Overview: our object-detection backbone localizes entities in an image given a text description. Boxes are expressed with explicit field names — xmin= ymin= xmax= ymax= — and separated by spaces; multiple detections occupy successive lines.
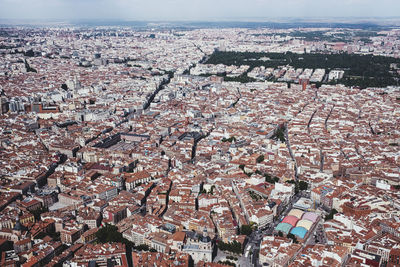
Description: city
xmin=0 ymin=11 xmax=400 ymax=267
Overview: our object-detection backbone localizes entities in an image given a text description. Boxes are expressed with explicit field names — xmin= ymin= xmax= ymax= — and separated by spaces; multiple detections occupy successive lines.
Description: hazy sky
xmin=1 ymin=0 xmax=400 ymax=21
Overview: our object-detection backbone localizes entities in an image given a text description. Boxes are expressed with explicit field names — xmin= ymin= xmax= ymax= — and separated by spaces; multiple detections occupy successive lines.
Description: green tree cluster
xmin=222 ymin=136 xmax=236 ymax=143
xmin=32 ymin=206 xmax=48 ymax=221
xmin=240 ymin=225 xmax=253 ymax=236
xmin=95 ymin=224 xmax=124 ymax=243
xmin=204 ymin=51 xmax=400 ymax=88
xmin=206 ymin=185 xmax=216 ymax=195
xmin=256 ymin=155 xmax=264 ymax=163
xmin=271 ymin=125 xmax=286 ymax=143
xmin=95 ymin=223 xmax=151 ymax=252
xmin=218 ymin=260 xmax=236 ymax=267
xmin=248 ymin=191 xmax=261 ymax=201
xmin=223 ymin=74 xmax=256 ymax=83
xmin=24 ymin=59 xmax=37 ymax=73
xmin=286 ymin=180 xmax=308 ymax=194
xmin=263 ymin=172 xmax=280 ymax=184
xmin=299 ymin=181 xmax=308 ymax=191
xmin=287 ymin=233 xmax=299 ymax=243
xmin=325 ymin=209 xmax=338 ymax=221
xmin=227 ymin=256 xmax=238 ymax=261
xmin=218 ymin=240 xmax=242 ymax=254
xmin=24 ymin=49 xmax=35 ymax=57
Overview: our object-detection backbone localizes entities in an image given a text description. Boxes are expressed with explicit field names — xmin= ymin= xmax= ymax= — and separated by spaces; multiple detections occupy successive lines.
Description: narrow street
xmin=284 ymin=122 xmax=298 ymax=180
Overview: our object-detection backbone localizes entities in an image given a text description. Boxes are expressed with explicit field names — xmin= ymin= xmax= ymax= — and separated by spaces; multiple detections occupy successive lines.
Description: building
xmin=70 ymin=243 xmax=128 ymax=266
xmin=182 ymin=229 xmax=213 ymax=264
xmin=102 ymin=205 xmax=127 ymax=225
xmin=18 ymin=198 xmax=42 ymax=212
xmin=79 ymin=228 xmax=98 ymax=244
xmin=76 ymin=208 xmax=101 ymax=229
xmin=125 ymin=171 xmax=152 ymax=191
xmin=61 ymin=223 xmax=84 ymax=244
xmin=388 ymin=246 xmax=400 ymax=267
xmin=274 ymin=209 xmax=319 ymax=242
xmin=259 ymin=236 xmax=302 ymax=267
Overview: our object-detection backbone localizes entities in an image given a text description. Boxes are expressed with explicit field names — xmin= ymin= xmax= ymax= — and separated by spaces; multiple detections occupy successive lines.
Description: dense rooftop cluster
xmin=0 ymin=26 xmax=399 ymax=267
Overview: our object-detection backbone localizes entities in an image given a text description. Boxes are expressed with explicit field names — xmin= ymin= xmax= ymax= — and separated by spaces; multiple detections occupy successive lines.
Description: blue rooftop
xmin=275 ymin=223 xmax=293 ymax=234
xmin=290 ymin=227 xmax=308 ymax=239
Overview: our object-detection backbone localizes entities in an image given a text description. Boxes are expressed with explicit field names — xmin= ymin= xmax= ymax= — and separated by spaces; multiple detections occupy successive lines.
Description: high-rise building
xmin=0 ymin=96 xmax=9 ymax=114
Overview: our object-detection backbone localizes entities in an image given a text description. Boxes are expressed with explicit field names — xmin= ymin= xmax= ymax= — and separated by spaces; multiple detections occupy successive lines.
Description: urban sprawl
xmin=0 ymin=26 xmax=400 ymax=267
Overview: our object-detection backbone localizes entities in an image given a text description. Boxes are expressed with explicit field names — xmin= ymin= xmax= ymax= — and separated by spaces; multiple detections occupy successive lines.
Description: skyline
xmin=1 ymin=0 xmax=400 ymax=22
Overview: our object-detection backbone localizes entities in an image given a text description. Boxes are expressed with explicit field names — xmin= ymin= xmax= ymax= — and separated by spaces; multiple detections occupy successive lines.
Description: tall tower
xmin=299 ymin=78 xmax=309 ymax=91
xmin=0 ymin=96 xmax=9 ymax=114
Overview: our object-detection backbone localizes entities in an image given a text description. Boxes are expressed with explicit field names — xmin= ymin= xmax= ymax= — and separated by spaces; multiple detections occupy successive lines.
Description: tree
xmin=95 ymin=223 xmax=124 ymax=243
xmin=222 ymin=136 xmax=236 ymax=143
xmin=325 ymin=209 xmax=338 ymax=221
xmin=223 ymin=74 xmax=256 ymax=83
xmin=32 ymin=206 xmax=48 ymax=221
xmin=256 ymin=155 xmax=264 ymax=163
xmin=135 ymin=244 xmax=150 ymax=251
xmin=218 ymin=260 xmax=236 ymax=267
xmin=209 ymin=185 xmax=216 ymax=195
xmin=263 ymin=172 xmax=279 ymax=184
xmin=240 ymin=225 xmax=253 ymax=236
xmin=218 ymin=240 xmax=242 ymax=254
xmin=203 ymin=50 xmax=400 ymax=89
xmin=24 ymin=49 xmax=34 ymax=57
xmin=299 ymin=181 xmax=308 ymax=191
xmin=271 ymin=125 xmax=286 ymax=143
xmin=278 ymin=231 xmax=283 ymax=237
xmin=24 ymin=59 xmax=37 ymax=73
xmin=249 ymin=221 xmax=258 ymax=230
xmin=286 ymin=180 xmax=307 ymax=193
xmin=287 ymin=233 xmax=298 ymax=243
xmin=245 ymin=172 xmax=253 ymax=177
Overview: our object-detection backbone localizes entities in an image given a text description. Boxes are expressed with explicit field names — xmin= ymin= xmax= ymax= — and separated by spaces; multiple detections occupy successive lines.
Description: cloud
xmin=0 ymin=0 xmax=399 ymax=20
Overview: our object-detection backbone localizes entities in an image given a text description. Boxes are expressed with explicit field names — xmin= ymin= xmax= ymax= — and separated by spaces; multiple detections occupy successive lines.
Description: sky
xmin=1 ymin=0 xmax=400 ymax=21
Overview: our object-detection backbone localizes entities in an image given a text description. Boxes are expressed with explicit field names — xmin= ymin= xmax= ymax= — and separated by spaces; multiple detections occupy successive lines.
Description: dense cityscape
xmin=0 ymin=23 xmax=399 ymax=267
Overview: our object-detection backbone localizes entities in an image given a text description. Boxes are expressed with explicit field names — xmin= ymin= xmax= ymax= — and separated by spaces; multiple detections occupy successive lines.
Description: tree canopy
xmin=240 ymin=224 xmax=253 ymax=236
xmin=204 ymin=51 xmax=400 ymax=88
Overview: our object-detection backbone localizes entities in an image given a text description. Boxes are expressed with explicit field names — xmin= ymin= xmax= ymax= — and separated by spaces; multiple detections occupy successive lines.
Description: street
xmin=214 ymin=191 xmax=314 ymax=266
